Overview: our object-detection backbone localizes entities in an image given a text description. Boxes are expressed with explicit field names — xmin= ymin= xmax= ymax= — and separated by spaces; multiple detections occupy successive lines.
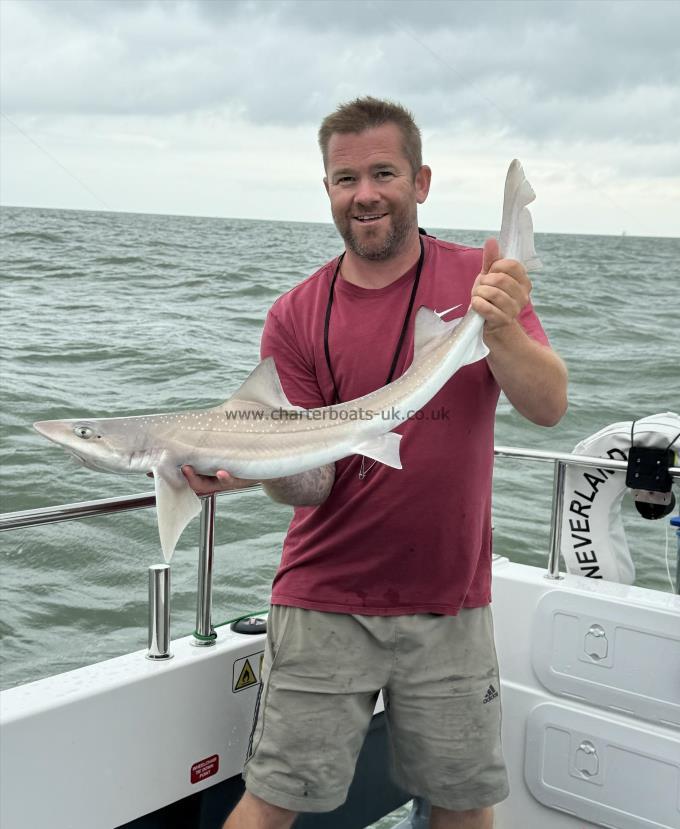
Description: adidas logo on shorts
xmin=482 ymin=684 xmax=499 ymax=704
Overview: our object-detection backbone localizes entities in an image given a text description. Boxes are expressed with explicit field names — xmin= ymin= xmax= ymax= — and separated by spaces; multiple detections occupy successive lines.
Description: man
xmin=184 ymin=97 xmax=567 ymax=829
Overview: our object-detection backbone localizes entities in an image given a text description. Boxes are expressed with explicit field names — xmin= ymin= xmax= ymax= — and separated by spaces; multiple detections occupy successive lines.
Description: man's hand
xmin=148 ymin=463 xmax=334 ymax=505
xmin=469 ymin=237 xmax=567 ymax=427
xmin=147 ymin=466 xmax=256 ymax=497
xmin=470 ymin=237 xmax=531 ymax=334
xmin=181 ymin=465 xmax=256 ymax=496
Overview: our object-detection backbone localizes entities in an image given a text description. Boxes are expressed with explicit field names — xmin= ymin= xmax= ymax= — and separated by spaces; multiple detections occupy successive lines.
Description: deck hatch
xmin=525 ymin=702 xmax=680 ymax=828
xmin=531 ymin=590 xmax=680 ymax=727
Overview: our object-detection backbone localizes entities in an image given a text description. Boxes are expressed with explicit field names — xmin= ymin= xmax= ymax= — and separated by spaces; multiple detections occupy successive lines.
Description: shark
xmin=34 ymin=159 xmax=541 ymax=562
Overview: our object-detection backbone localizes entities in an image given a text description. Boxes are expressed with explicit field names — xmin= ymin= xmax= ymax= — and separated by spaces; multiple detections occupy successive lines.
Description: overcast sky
xmin=1 ymin=0 xmax=679 ymax=237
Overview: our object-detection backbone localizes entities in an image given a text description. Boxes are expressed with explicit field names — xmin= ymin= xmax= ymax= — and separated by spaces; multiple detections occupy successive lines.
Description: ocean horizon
xmin=3 ymin=202 xmax=677 ymax=240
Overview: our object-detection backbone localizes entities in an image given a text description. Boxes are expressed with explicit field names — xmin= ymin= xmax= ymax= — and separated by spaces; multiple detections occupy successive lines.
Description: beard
xmin=332 ymin=201 xmax=417 ymax=261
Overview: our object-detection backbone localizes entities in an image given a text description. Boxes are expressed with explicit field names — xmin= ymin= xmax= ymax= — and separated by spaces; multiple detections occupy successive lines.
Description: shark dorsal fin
xmin=413 ymin=306 xmax=464 ymax=360
xmin=413 ymin=306 xmax=489 ymax=367
xmin=228 ymin=356 xmax=299 ymax=410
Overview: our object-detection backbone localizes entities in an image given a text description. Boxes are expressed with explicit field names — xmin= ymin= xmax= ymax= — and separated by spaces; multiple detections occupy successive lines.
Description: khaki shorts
xmin=244 ymin=605 xmax=508 ymax=813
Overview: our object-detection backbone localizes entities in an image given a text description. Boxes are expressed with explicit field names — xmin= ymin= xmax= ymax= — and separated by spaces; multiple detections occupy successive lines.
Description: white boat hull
xmin=2 ymin=558 xmax=679 ymax=828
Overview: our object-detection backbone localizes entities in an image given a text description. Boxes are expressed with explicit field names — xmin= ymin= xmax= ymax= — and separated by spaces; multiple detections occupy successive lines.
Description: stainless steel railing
xmin=147 ymin=564 xmax=172 ymax=660
xmin=1 ymin=448 xmax=678 ymax=648
xmin=0 ymin=486 xmax=261 ymax=531
xmin=494 ymin=446 xmax=679 ymax=580
xmin=0 ymin=483 xmax=261 ymax=651
xmin=194 ymin=494 xmax=217 ymax=646
xmin=7 ymin=448 xmax=678 ymax=533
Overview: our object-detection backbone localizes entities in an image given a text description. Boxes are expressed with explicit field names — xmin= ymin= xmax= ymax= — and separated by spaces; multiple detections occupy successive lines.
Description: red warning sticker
xmin=191 ymin=754 xmax=219 ymax=784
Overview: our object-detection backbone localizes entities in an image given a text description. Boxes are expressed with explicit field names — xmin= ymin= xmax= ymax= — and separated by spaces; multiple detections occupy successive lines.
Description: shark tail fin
xmin=499 ymin=159 xmax=541 ymax=270
xmin=518 ymin=207 xmax=542 ymax=271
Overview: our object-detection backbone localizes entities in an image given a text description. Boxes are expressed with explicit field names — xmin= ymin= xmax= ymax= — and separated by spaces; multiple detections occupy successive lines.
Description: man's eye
xmin=336 ymin=176 xmax=354 ymax=184
xmin=74 ymin=425 xmax=94 ymax=440
xmin=376 ymin=171 xmax=394 ymax=179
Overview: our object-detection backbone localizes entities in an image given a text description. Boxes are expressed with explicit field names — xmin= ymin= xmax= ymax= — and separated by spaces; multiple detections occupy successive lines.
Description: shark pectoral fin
xmin=413 ymin=307 xmax=464 ymax=359
xmin=226 ymin=356 xmax=303 ymax=412
xmin=353 ymin=432 xmax=403 ymax=469
xmin=152 ymin=465 xmax=202 ymax=562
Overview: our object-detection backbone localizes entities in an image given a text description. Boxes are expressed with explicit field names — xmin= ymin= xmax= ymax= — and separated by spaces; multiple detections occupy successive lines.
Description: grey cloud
xmin=2 ymin=0 xmax=678 ymax=145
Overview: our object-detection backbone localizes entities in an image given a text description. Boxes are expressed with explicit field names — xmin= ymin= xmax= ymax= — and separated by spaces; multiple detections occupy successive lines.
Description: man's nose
xmin=353 ymin=175 xmax=380 ymax=205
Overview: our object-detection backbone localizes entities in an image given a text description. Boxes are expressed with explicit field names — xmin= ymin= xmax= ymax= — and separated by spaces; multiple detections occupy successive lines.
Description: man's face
xmin=324 ymin=124 xmax=430 ymax=261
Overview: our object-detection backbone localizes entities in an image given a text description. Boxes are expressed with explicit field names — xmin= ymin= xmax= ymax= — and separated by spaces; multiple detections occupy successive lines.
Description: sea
xmin=1 ymin=205 xmax=678 ymax=824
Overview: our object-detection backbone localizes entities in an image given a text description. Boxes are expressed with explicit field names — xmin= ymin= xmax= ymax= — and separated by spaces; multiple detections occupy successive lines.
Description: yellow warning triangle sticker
xmin=234 ymin=658 xmax=258 ymax=690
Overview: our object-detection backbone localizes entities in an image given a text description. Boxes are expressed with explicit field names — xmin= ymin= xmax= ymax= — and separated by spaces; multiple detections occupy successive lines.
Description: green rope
xmin=192 ymin=629 xmax=218 ymax=641
xmin=185 ymin=607 xmax=269 ymax=639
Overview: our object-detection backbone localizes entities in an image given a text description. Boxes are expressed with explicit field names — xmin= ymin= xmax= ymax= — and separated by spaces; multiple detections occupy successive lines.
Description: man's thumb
xmin=481 ymin=237 xmax=500 ymax=274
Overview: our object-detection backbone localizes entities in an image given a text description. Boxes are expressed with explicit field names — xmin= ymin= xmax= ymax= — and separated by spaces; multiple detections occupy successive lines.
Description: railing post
xmin=146 ymin=564 xmax=172 ymax=660
xmin=546 ymin=460 xmax=566 ymax=580
xmin=193 ymin=495 xmax=217 ymax=646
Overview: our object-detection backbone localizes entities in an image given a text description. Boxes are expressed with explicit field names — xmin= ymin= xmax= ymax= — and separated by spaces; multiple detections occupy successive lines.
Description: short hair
xmin=318 ymin=96 xmax=422 ymax=176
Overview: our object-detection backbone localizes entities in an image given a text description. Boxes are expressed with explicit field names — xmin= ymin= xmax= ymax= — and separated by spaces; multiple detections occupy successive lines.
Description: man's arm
xmin=483 ymin=326 xmax=567 ymax=426
xmin=471 ymin=238 xmax=568 ymax=427
xmin=263 ymin=464 xmax=335 ymax=505
xmin=181 ymin=464 xmax=335 ymax=506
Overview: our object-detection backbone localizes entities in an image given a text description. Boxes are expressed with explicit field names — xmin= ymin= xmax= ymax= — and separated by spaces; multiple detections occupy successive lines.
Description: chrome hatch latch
xmin=584 ymin=623 xmax=608 ymax=661
xmin=575 ymin=740 xmax=599 ymax=778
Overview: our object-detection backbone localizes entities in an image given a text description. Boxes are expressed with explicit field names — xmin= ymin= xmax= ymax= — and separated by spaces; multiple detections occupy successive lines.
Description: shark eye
xmin=74 ymin=425 xmax=94 ymax=440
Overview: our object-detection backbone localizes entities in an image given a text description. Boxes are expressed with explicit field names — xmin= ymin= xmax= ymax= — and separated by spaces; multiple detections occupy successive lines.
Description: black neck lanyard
xmin=323 ymin=236 xmax=425 ymax=405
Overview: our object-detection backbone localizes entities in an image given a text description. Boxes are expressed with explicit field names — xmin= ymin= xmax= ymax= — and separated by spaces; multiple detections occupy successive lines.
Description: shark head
xmin=34 ymin=414 xmax=200 ymax=562
xmin=33 ymin=417 xmax=137 ymax=473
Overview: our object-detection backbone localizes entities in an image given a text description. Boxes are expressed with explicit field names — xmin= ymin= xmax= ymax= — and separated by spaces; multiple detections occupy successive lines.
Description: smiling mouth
xmin=354 ymin=213 xmax=387 ymax=224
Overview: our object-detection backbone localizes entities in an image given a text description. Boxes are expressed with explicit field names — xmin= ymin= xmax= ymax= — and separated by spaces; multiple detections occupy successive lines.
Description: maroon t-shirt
xmin=260 ymin=235 xmax=549 ymax=615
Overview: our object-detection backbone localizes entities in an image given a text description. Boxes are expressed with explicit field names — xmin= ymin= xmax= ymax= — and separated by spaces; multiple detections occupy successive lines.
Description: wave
xmin=92 ymin=255 xmax=144 ymax=265
xmin=4 ymin=231 xmax=64 ymax=243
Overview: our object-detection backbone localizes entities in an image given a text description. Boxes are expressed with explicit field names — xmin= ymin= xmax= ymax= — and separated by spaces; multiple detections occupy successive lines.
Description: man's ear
xmin=415 ymin=165 xmax=432 ymax=204
xmin=323 ymin=176 xmax=329 ymax=196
